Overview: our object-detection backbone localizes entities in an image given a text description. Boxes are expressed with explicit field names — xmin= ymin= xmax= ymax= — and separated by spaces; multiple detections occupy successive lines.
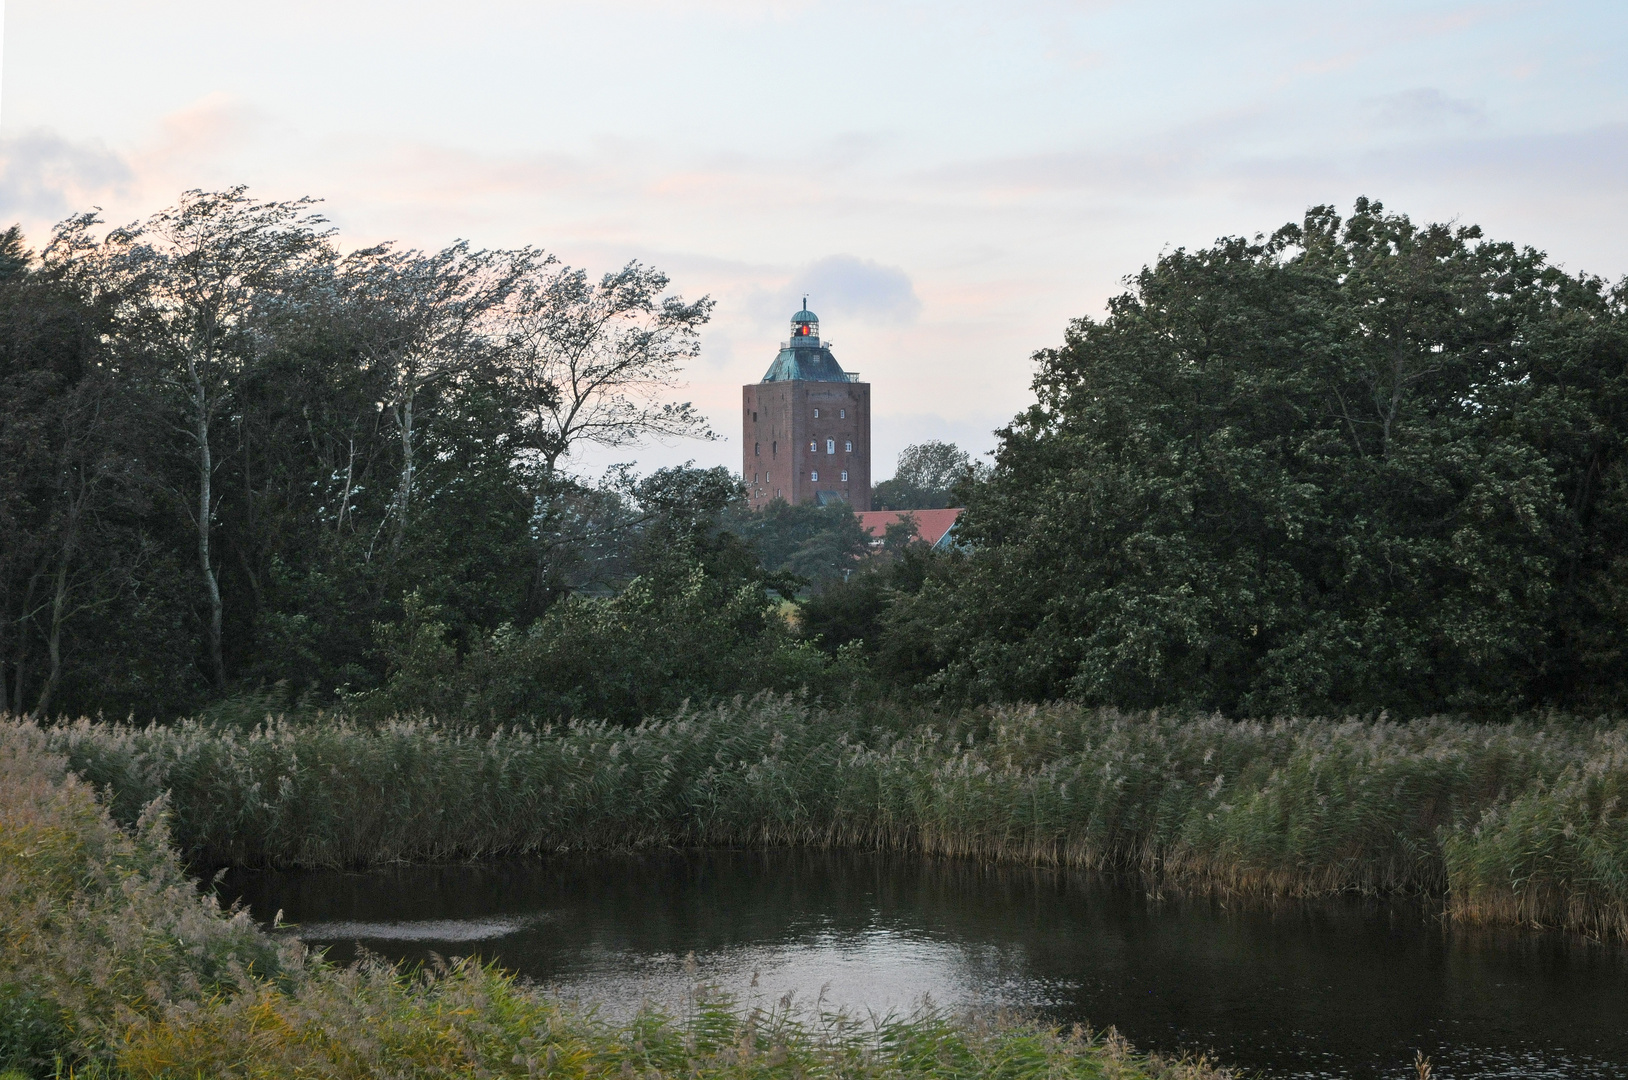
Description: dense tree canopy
xmin=892 ymin=200 xmax=1628 ymax=715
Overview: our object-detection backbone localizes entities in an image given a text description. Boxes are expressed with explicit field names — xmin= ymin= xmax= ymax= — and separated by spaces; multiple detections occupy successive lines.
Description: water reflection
xmin=223 ymin=849 xmax=1628 ymax=1079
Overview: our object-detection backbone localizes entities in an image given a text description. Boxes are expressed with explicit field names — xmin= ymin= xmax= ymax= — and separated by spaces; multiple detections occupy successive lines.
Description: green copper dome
xmin=761 ymin=304 xmax=855 ymax=383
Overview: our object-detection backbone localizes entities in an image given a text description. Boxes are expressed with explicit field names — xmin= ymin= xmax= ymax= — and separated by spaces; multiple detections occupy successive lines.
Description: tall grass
xmin=0 ymin=723 xmax=1227 ymax=1079
xmin=19 ymin=697 xmax=1628 ymax=939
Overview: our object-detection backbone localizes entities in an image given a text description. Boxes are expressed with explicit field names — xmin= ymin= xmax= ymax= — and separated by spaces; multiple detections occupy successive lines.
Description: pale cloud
xmin=0 ymin=130 xmax=131 ymax=226
xmin=785 ymin=255 xmax=923 ymax=325
xmin=1368 ymin=88 xmax=1485 ymax=128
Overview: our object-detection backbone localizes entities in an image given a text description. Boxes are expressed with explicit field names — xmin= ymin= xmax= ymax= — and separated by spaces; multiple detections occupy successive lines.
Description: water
xmin=222 ymin=850 xmax=1628 ymax=1079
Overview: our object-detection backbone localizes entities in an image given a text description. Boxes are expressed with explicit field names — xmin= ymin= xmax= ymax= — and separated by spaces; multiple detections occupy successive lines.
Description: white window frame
xmin=844 ymin=440 xmax=852 ymax=452
xmin=826 ymin=438 xmax=835 ymax=454
xmin=811 ymin=470 xmax=819 ymax=482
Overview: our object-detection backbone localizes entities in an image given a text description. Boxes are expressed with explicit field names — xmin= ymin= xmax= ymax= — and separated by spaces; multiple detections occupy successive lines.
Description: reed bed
xmin=16 ymin=697 xmax=1628 ymax=940
xmin=0 ymin=724 xmax=1226 ymax=1079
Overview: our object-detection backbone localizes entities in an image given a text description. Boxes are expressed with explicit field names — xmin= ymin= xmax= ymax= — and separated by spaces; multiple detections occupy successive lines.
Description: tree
xmin=871 ymin=440 xmax=983 ymax=510
xmin=100 ymin=189 xmax=334 ymax=688
xmin=338 ymin=241 xmax=541 ymax=559
xmin=733 ymin=499 xmax=872 ymax=590
xmin=503 ymin=261 xmax=714 ymax=477
xmin=892 ymin=199 xmax=1628 ymax=715
xmin=0 ymin=222 xmax=162 ymax=716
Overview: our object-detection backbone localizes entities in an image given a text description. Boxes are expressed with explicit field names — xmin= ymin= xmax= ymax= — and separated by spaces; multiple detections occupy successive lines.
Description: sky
xmin=2 ymin=1 xmax=1626 ymax=480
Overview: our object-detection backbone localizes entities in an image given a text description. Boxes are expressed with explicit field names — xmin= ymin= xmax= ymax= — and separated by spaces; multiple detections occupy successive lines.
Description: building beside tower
xmin=742 ymin=306 xmax=871 ymax=511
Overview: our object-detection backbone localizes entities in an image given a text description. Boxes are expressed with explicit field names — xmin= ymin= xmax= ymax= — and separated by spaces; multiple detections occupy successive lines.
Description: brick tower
xmin=742 ymin=304 xmax=871 ymax=511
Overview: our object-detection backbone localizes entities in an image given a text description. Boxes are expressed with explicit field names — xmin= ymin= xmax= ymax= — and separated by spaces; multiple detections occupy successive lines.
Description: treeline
xmin=4 ymin=194 xmax=1628 ymax=722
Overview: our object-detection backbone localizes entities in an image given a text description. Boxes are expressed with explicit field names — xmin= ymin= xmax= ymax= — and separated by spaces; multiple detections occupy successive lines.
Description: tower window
xmin=772 ymin=441 xmax=777 ymax=456
xmin=754 ymin=442 xmax=760 ymax=456
xmin=826 ymin=439 xmax=835 ymax=454
xmin=841 ymin=470 xmax=848 ymax=482
xmin=752 ymin=412 xmax=757 ymax=422
xmin=840 ymin=409 xmax=846 ymax=418
xmin=811 ymin=470 xmax=819 ymax=482
xmin=813 ymin=408 xmax=819 ymax=418
xmin=845 ymin=440 xmax=852 ymax=452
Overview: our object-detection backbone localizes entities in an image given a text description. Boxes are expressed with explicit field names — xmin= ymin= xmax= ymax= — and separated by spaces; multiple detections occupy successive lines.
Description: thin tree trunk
xmin=336 ymin=438 xmax=356 ymax=533
xmin=32 ymin=556 xmax=69 ymax=719
xmin=0 ymin=587 xmax=10 ymax=713
xmin=191 ymin=369 xmax=226 ymax=688
xmin=391 ymin=391 xmax=415 ymax=555
xmin=12 ymin=569 xmax=42 ymax=716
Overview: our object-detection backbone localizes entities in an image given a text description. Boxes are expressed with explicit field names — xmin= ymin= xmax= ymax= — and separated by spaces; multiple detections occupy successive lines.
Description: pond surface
xmin=222 ymin=850 xmax=1628 ymax=1079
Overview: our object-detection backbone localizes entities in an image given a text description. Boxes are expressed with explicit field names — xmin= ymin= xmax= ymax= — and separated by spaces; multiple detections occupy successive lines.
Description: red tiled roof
xmin=857 ymin=508 xmax=963 ymax=548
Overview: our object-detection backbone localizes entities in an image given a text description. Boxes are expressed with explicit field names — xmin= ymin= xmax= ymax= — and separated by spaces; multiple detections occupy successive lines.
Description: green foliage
xmin=799 ymin=542 xmax=943 ymax=684
xmin=1443 ymin=729 xmax=1628 ymax=938
xmin=872 ymin=440 xmax=983 ymax=510
xmin=0 ymin=719 xmax=1222 ymax=1080
xmin=351 ymin=468 xmax=862 ymax=726
xmin=35 ymin=702 xmax=1628 ymax=940
xmin=734 ymin=498 xmax=871 ymax=589
xmin=911 ymin=199 xmax=1628 ymax=714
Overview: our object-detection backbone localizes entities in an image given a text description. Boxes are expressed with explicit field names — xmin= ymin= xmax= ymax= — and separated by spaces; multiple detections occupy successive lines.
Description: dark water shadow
xmin=220 ymin=849 xmax=1628 ymax=1079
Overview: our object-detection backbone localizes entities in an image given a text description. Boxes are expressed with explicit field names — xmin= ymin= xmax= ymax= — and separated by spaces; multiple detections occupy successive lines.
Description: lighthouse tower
xmin=742 ymin=304 xmax=871 ymax=511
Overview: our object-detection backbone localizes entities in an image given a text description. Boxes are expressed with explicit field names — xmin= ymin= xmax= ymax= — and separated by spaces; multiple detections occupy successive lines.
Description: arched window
xmin=809 ymin=440 xmax=816 ymax=453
